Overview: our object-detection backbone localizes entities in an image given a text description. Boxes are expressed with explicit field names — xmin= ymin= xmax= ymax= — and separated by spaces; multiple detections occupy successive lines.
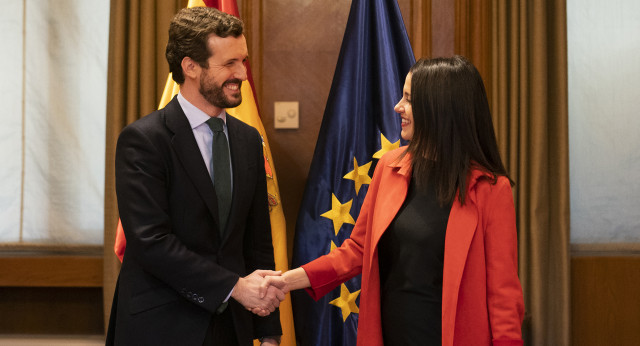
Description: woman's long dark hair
xmin=404 ymin=56 xmax=511 ymax=206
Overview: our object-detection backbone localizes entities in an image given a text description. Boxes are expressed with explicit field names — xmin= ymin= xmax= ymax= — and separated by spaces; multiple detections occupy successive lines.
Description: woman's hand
xmin=257 ymin=267 xmax=311 ymax=299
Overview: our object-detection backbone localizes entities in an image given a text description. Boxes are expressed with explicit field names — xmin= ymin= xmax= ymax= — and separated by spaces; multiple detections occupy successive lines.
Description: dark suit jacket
xmin=107 ymin=96 xmax=281 ymax=345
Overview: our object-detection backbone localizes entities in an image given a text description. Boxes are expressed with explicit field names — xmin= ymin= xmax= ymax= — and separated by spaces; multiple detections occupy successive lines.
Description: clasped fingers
xmin=259 ymin=275 xmax=289 ymax=298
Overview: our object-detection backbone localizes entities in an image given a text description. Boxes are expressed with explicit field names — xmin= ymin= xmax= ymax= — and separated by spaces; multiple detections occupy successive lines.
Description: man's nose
xmin=235 ymin=62 xmax=248 ymax=81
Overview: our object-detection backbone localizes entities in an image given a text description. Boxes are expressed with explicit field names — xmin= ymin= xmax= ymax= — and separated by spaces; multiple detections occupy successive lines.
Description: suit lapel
xmin=163 ymin=97 xmax=221 ymax=232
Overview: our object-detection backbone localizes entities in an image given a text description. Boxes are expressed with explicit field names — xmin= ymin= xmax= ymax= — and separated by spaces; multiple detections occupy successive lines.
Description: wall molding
xmin=0 ymin=245 xmax=103 ymax=287
xmin=571 ymin=243 xmax=640 ymax=256
xmin=0 ymin=243 xmax=102 ymax=256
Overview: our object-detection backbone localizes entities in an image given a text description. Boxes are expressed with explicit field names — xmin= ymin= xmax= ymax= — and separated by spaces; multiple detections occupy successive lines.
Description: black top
xmin=378 ymin=177 xmax=451 ymax=345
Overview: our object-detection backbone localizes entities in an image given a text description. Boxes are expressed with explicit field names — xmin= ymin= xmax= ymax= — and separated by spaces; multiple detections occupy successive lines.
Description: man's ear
xmin=181 ymin=56 xmax=200 ymax=80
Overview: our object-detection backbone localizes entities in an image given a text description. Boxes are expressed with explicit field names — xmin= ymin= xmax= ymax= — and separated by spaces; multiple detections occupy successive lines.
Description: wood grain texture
xmin=571 ymin=256 xmax=640 ymax=346
xmin=0 ymin=287 xmax=103 ymax=334
xmin=0 ymin=256 xmax=102 ymax=287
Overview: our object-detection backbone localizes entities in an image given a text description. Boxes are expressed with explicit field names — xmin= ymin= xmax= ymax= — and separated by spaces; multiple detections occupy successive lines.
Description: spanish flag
xmin=114 ymin=0 xmax=295 ymax=344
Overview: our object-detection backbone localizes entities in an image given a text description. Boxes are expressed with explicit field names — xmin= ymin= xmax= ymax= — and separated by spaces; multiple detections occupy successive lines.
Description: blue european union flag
xmin=291 ymin=0 xmax=415 ymax=344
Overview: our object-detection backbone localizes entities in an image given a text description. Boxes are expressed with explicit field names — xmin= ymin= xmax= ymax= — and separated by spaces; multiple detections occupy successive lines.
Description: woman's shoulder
xmin=469 ymin=169 xmax=513 ymax=202
xmin=378 ymin=146 xmax=409 ymax=165
xmin=467 ymin=163 xmax=511 ymax=187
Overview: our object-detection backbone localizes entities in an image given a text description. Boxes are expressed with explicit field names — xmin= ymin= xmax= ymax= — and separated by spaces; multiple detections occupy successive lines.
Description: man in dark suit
xmin=106 ymin=7 xmax=283 ymax=346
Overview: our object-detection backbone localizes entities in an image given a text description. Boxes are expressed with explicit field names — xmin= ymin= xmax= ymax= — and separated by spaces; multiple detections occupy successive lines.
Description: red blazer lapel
xmin=441 ymin=197 xmax=478 ymax=346
xmin=368 ymin=153 xmax=412 ymax=268
xmin=441 ymin=169 xmax=489 ymax=346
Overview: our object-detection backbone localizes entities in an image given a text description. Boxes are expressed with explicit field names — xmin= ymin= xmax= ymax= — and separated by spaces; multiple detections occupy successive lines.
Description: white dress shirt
xmin=177 ymin=92 xmax=233 ymax=188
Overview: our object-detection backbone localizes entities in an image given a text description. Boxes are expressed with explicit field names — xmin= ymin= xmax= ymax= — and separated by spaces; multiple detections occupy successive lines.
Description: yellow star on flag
xmin=321 ymin=194 xmax=355 ymax=235
xmin=330 ymin=240 xmax=338 ymax=252
xmin=329 ymin=283 xmax=361 ymax=322
xmin=373 ymin=133 xmax=400 ymax=159
xmin=343 ymin=157 xmax=372 ymax=194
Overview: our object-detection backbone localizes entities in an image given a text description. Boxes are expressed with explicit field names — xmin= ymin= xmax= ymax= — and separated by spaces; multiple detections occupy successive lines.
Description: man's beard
xmin=199 ymin=75 xmax=243 ymax=109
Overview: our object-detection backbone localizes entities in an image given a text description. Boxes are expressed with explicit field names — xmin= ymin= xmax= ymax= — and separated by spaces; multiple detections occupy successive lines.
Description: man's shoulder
xmin=124 ymin=99 xmax=183 ymax=134
xmin=226 ymin=114 xmax=260 ymax=139
xmin=118 ymin=108 xmax=180 ymax=149
xmin=121 ymin=110 xmax=164 ymax=136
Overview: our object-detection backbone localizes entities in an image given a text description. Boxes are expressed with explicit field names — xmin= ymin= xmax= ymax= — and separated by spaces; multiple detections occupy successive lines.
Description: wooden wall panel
xmin=0 ymin=287 xmax=103 ymax=334
xmin=0 ymin=256 xmax=102 ymax=287
xmin=256 ymin=1 xmax=352 ymax=257
xmin=431 ymin=0 xmax=455 ymax=57
xmin=571 ymin=256 xmax=640 ymax=346
xmin=248 ymin=0 xmax=427 ymax=260
xmin=0 ymin=249 xmax=103 ymax=334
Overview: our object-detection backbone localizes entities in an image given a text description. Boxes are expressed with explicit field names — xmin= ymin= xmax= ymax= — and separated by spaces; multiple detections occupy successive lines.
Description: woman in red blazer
xmin=263 ymin=56 xmax=524 ymax=345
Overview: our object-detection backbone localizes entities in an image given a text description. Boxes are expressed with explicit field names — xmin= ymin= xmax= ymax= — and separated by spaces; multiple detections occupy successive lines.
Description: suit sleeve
xmin=243 ymin=131 xmax=282 ymax=338
xmin=483 ymin=178 xmax=525 ymax=345
xmin=116 ymin=123 xmax=239 ymax=314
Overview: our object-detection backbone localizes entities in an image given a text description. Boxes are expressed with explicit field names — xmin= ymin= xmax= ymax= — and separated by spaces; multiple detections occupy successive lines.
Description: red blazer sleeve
xmin=482 ymin=177 xmax=525 ymax=344
xmin=301 ymin=191 xmax=371 ymax=300
xmin=301 ymin=152 xmax=389 ymax=300
xmin=301 ymin=232 xmax=364 ymax=301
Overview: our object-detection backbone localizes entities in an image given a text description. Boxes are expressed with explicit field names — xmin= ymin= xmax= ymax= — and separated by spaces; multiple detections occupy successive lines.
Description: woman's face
xmin=394 ymin=72 xmax=413 ymax=141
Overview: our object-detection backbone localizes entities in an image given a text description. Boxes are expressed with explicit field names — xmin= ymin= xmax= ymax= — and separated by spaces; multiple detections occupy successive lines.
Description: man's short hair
xmin=165 ymin=7 xmax=244 ymax=84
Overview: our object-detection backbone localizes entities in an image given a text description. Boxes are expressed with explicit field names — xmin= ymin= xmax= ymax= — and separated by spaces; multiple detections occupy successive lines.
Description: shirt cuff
xmin=224 ymin=286 xmax=234 ymax=302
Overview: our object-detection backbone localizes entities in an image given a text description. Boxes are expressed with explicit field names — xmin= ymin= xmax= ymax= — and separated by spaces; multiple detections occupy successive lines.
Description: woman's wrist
xmin=283 ymin=267 xmax=311 ymax=291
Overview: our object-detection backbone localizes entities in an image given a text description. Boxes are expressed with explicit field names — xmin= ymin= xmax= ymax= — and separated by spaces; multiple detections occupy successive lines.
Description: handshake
xmin=231 ymin=268 xmax=309 ymax=317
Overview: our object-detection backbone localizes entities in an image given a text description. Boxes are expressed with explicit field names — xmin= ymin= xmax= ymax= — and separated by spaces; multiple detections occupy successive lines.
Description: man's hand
xmin=251 ymin=268 xmax=311 ymax=315
xmin=231 ymin=270 xmax=284 ymax=317
xmin=250 ymin=283 xmax=286 ymax=316
xmin=259 ymin=274 xmax=289 ymax=298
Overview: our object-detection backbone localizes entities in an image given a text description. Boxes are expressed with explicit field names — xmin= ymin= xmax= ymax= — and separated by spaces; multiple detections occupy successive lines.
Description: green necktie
xmin=206 ymin=117 xmax=232 ymax=236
